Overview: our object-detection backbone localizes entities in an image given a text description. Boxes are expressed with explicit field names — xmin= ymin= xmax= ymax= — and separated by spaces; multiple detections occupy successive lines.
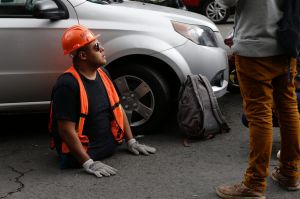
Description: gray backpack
xmin=177 ymin=74 xmax=230 ymax=139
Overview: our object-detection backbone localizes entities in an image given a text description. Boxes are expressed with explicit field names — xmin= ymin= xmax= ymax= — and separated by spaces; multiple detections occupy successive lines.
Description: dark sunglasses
xmin=94 ymin=42 xmax=104 ymax=52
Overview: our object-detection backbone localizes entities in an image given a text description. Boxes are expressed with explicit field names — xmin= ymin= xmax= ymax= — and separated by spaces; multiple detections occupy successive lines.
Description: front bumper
xmin=153 ymin=38 xmax=229 ymax=98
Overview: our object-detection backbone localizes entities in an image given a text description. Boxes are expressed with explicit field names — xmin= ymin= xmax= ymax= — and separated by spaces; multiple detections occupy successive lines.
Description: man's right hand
xmin=82 ymin=159 xmax=117 ymax=178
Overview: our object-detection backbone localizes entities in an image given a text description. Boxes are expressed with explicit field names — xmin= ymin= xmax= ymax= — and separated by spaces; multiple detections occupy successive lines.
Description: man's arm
xmin=121 ymin=107 xmax=134 ymax=140
xmin=57 ymin=120 xmax=90 ymax=165
xmin=121 ymin=106 xmax=156 ymax=155
xmin=216 ymin=0 xmax=238 ymax=8
xmin=58 ymin=120 xmax=118 ymax=177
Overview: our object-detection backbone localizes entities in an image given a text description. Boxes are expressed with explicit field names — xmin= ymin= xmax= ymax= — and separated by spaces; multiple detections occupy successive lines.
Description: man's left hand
xmin=127 ymin=138 xmax=156 ymax=155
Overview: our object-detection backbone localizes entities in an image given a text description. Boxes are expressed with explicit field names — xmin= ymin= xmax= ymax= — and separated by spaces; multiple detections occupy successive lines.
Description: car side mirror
xmin=32 ymin=0 xmax=68 ymax=20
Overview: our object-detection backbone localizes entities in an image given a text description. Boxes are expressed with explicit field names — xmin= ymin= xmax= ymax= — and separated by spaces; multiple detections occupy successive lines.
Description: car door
xmin=0 ymin=0 xmax=77 ymax=112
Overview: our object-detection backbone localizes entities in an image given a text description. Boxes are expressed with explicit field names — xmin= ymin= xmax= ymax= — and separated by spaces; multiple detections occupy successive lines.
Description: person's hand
xmin=127 ymin=138 xmax=156 ymax=155
xmin=82 ymin=159 xmax=117 ymax=178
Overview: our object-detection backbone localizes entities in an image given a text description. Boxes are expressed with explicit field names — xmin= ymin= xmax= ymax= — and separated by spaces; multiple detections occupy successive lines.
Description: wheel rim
xmin=206 ymin=1 xmax=227 ymax=22
xmin=229 ymin=69 xmax=239 ymax=87
xmin=113 ymin=75 xmax=155 ymax=127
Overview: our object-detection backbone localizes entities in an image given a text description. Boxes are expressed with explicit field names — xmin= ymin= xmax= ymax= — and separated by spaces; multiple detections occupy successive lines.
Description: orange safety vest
xmin=49 ymin=66 xmax=125 ymax=154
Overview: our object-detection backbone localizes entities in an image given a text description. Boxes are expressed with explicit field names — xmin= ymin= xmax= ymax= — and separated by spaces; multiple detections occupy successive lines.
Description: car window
xmin=0 ymin=0 xmax=52 ymax=17
xmin=24 ymin=0 xmax=39 ymax=10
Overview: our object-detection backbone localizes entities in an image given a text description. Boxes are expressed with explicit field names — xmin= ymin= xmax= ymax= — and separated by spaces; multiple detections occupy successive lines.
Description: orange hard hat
xmin=61 ymin=25 xmax=100 ymax=55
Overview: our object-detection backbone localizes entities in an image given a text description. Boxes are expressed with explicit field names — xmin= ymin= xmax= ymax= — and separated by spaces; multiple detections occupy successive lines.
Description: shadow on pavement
xmin=0 ymin=113 xmax=49 ymax=140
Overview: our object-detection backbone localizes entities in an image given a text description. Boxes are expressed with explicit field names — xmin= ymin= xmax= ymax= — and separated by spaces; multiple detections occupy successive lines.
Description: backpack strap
xmin=277 ymin=0 xmax=300 ymax=58
xmin=189 ymin=75 xmax=205 ymax=125
xmin=198 ymin=74 xmax=230 ymax=133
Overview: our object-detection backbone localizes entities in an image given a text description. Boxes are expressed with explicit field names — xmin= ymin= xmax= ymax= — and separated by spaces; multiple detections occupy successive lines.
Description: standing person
xmin=49 ymin=25 xmax=156 ymax=178
xmin=215 ymin=0 xmax=300 ymax=198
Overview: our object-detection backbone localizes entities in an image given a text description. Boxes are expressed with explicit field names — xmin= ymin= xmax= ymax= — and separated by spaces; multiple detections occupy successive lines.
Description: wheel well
xmin=105 ymin=55 xmax=181 ymax=101
xmin=199 ymin=0 xmax=210 ymax=12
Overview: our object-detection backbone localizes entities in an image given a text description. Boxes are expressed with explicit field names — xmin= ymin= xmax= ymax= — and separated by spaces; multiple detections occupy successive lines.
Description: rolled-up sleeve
xmin=216 ymin=0 xmax=238 ymax=8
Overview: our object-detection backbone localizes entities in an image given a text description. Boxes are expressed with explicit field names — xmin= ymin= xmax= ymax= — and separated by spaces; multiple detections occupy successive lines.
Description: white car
xmin=0 ymin=0 xmax=228 ymax=133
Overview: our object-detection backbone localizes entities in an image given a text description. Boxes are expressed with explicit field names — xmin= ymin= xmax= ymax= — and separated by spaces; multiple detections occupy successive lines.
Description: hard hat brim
xmin=64 ymin=34 xmax=101 ymax=55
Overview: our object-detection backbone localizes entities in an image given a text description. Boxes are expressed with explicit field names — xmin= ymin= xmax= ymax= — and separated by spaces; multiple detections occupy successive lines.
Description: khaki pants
xmin=236 ymin=55 xmax=300 ymax=191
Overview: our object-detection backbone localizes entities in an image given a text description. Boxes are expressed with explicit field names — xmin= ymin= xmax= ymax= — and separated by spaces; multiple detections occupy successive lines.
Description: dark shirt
xmin=51 ymin=70 xmax=118 ymax=161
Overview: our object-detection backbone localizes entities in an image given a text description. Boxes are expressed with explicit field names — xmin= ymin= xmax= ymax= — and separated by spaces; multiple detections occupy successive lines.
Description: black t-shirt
xmin=51 ymin=70 xmax=118 ymax=160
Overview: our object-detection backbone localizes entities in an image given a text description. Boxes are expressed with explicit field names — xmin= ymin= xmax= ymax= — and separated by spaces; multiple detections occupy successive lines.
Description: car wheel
xmin=109 ymin=63 xmax=171 ymax=134
xmin=202 ymin=0 xmax=230 ymax=24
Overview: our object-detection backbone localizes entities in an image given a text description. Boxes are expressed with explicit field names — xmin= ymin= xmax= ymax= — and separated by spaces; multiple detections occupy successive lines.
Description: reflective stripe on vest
xmin=50 ymin=66 xmax=125 ymax=154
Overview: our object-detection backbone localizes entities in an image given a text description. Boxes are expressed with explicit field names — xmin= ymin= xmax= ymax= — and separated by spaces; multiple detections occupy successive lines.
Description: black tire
xmin=201 ymin=0 xmax=230 ymax=24
xmin=109 ymin=63 xmax=171 ymax=134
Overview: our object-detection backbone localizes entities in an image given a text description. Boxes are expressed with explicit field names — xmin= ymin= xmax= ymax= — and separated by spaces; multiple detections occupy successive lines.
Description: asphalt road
xmin=0 ymin=92 xmax=298 ymax=199
xmin=1 ymin=24 xmax=300 ymax=199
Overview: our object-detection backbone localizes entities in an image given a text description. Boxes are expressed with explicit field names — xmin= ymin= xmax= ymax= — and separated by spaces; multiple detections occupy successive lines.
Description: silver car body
xmin=0 ymin=0 xmax=228 ymax=130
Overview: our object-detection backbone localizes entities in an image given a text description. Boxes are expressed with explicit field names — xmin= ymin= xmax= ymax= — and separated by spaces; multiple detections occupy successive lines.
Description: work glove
xmin=127 ymin=138 xmax=156 ymax=155
xmin=82 ymin=159 xmax=117 ymax=178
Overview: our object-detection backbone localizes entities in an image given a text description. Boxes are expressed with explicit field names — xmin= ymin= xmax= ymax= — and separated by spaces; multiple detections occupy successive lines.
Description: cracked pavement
xmin=0 ymin=93 xmax=299 ymax=199
xmin=0 ymin=166 xmax=32 ymax=199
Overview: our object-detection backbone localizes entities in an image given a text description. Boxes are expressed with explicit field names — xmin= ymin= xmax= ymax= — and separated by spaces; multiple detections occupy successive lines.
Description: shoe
xmin=271 ymin=167 xmax=300 ymax=191
xmin=216 ymin=183 xmax=265 ymax=199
